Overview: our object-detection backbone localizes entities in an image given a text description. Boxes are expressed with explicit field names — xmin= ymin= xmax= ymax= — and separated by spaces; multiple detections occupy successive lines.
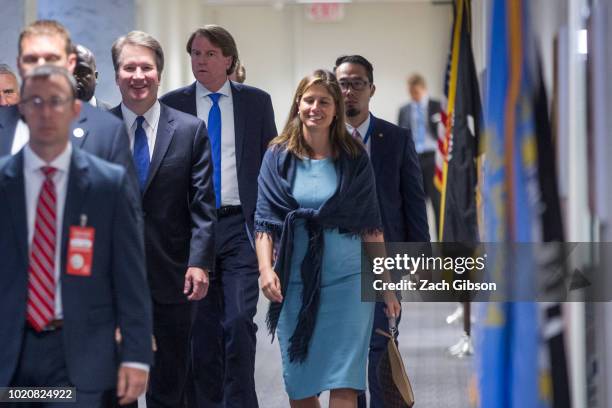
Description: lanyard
xmin=362 ymin=114 xmax=374 ymax=145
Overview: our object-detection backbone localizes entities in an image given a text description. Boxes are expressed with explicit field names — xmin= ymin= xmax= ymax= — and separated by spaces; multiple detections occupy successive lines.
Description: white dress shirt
xmin=24 ymin=142 xmax=149 ymax=372
xmin=121 ymin=101 xmax=161 ymax=158
xmin=195 ymin=80 xmax=240 ymax=206
xmin=11 ymin=119 xmax=30 ymax=155
xmin=24 ymin=143 xmax=71 ymax=319
xmin=346 ymin=113 xmax=372 ymax=155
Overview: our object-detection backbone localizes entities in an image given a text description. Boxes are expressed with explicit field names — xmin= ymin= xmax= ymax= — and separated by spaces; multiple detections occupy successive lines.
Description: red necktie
xmin=352 ymin=128 xmax=362 ymax=140
xmin=27 ymin=166 xmax=57 ymax=332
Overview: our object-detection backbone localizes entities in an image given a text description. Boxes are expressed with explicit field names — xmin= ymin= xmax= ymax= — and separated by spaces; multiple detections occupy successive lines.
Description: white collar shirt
xmin=345 ymin=113 xmax=372 ymax=155
xmin=11 ymin=119 xmax=30 ymax=155
xmin=195 ymin=80 xmax=240 ymax=205
xmin=121 ymin=100 xmax=161 ymax=159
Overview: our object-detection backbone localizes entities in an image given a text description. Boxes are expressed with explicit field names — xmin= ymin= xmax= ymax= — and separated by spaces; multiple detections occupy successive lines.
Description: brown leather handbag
xmin=375 ymin=320 xmax=415 ymax=407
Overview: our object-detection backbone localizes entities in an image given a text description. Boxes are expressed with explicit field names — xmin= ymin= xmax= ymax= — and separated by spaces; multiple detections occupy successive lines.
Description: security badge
xmin=66 ymin=214 xmax=95 ymax=277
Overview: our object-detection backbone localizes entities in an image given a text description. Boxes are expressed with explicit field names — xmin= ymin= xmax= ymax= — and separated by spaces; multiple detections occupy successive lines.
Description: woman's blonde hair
xmin=270 ymin=69 xmax=362 ymax=159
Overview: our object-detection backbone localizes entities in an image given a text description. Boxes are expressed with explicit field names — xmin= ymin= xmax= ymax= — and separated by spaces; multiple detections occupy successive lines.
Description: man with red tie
xmin=0 ymin=65 xmax=152 ymax=407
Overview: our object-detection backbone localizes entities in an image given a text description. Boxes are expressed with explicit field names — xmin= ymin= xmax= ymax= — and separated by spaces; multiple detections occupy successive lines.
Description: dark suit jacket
xmin=0 ymin=147 xmax=152 ymax=391
xmin=370 ymin=115 xmax=430 ymax=242
xmin=110 ymin=102 xmax=216 ymax=304
xmin=160 ymin=81 xmax=277 ymax=234
xmin=397 ymin=98 xmax=443 ymax=144
xmin=0 ymin=104 xmax=139 ymax=198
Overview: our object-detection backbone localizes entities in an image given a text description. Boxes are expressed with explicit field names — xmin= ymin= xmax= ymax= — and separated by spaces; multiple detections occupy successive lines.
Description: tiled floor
xmin=254 ymin=299 xmax=472 ymax=408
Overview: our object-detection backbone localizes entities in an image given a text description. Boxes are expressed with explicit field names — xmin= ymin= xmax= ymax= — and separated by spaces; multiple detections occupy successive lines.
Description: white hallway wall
xmin=137 ymin=1 xmax=452 ymax=130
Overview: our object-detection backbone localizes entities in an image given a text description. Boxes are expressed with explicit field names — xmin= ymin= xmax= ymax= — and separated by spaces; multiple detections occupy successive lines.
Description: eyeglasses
xmin=20 ymin=96 xmax=74 ymax=111
xmin=338 ymin=79 xmax=370 ymax=91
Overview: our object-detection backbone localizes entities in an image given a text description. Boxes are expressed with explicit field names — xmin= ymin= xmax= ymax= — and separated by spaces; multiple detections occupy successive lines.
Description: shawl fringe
xmin=255 ymin=147 xmax=383 ymax=362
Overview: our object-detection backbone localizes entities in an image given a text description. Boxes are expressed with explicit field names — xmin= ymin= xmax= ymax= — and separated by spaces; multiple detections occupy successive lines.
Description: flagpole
xmin=438 ymin=0 xmax=465 ymax=241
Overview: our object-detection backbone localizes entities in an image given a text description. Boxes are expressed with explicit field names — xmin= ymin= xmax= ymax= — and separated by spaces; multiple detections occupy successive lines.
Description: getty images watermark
xmin=371 ymin=252 xmax=496 ymax=292
xmin=361 ymin=242 xmax=609 ymax=302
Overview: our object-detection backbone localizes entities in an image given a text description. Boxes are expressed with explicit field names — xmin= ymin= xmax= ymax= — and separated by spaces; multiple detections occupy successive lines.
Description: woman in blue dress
xmin=255 ymin=69 xmax=401 ymax=408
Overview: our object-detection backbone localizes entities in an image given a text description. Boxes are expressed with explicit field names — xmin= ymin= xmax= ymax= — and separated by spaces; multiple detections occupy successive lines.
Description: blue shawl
xmin=255 ymin=144 xmax=382 ymax=362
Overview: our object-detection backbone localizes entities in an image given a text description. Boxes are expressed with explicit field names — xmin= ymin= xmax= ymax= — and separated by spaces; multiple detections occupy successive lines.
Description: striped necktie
xmin=27 ymin=166 xmax=57 ymax=332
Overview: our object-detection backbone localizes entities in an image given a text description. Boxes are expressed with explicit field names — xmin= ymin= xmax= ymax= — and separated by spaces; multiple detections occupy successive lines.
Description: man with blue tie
xmin=0 ymin=20 xmax=138 ymax=202
xmin=397 ymin=73 xmax=443 ymax=234
xmin=161 ymin=25 xmax=277 ymax=408
xmin=0 ymin=65 xmax=152 ymax=407
xmin=110 ymin=31 xmax=216 ymax=408
xmin=334 ymin=55 xmax=430 ymax=408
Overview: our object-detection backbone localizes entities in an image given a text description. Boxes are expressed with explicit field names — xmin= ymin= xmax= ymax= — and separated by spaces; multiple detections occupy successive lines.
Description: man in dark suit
xmin=335 ymin=55 xmax=430 ymax=408
xmin=0 ymin=20 xmax=137 ymax=199
xmin=0 ymin=65 xmax=152 ymax=407
xmin=74 ymin=44 xmax=112 ymax=110
xmin=397 ymin=73 xmax=443 ymax=234
xmin=161 ymin=25 xmax=276 ymax=408
xmin=110 ymin=31 xmax=216 ymax=408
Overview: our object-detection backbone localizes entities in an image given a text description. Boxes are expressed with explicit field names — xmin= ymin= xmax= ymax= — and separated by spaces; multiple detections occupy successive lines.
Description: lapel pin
xmin=378 ymin=133 xmax=383 ymax=138
xmin=73 ymin=128 xmax=85 ymax=138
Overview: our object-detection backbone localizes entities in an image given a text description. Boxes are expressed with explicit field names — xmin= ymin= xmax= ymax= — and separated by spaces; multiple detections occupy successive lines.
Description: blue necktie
xmin=415 ymin=103 xmax=426 ymax=152
xmin=133 ymin=116 xmax=150 ymax=191
xmin=208 ymin=93 xmax=222 ymax=208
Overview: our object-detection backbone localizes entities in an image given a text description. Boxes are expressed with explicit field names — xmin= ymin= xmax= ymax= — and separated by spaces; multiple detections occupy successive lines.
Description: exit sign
xmin=306 ymin=3 xmax=345 ymax=22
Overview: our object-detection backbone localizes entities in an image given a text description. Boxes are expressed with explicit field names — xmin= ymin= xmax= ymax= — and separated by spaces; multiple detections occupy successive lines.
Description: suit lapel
xmin=2 ymin=151 xmax=28 ymax=262
xmin=70 ymin=104 xmax=91 ymax=147
xmin=0 ymin=106 xmax=20 ymax=155
xmin=231 ymin=82 xmax=245 ymax=174
xmin=184 ymin=83 xmax=198 ymax=117
xmin=61 ymin=148 xmax=91 ymax=268
xmin=144 ymin=104 xmax=175 ymax=193
xmin=369 ymin=115 xmax=384 ymax=177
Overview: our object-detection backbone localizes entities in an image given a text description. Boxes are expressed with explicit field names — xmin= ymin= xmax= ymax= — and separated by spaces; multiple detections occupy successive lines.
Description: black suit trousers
xmin=146 ymin=301 xmax=195 ymax=408
xmin=9 ymin=328 xmax=109 ymax=408
xmin=188 ymin=213 xmax=260 ymax=408
xmin=419 ymin=151 xmax=440 ymax=234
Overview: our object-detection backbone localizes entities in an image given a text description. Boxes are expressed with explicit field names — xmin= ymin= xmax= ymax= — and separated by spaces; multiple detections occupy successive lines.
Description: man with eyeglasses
xmin=334 ymin=55 xmax=429 ymax=408
xmin=0 ymin=64 xmax=20 ymax=106
xmin=0 ymin=64 xmax=152 ymax=407
xmin=0 ymin=20 xmax=138 ymax=202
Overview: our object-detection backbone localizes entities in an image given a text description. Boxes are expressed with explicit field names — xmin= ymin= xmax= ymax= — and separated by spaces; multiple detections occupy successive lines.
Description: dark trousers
xmin=9 ymin=328 xmax=109 ymax=408
xmin=146 ymin=301 xmax=195 ymax=408
xmin=419 ymin=151 xmax=440 ymax=234
xmin=188 ymin=213 xmax=259 ymax=408
xmin=357 ymin=302 xmax=402 ymax=408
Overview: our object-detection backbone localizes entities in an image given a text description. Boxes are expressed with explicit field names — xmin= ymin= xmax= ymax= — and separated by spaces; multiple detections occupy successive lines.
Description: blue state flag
xmin=478 ymin=0 xmax=559 ymax=407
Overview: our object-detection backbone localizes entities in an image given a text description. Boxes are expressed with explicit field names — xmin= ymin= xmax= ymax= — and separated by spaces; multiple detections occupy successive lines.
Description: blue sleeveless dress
xmin=276 ymin=157 xmax=375 ymax=400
